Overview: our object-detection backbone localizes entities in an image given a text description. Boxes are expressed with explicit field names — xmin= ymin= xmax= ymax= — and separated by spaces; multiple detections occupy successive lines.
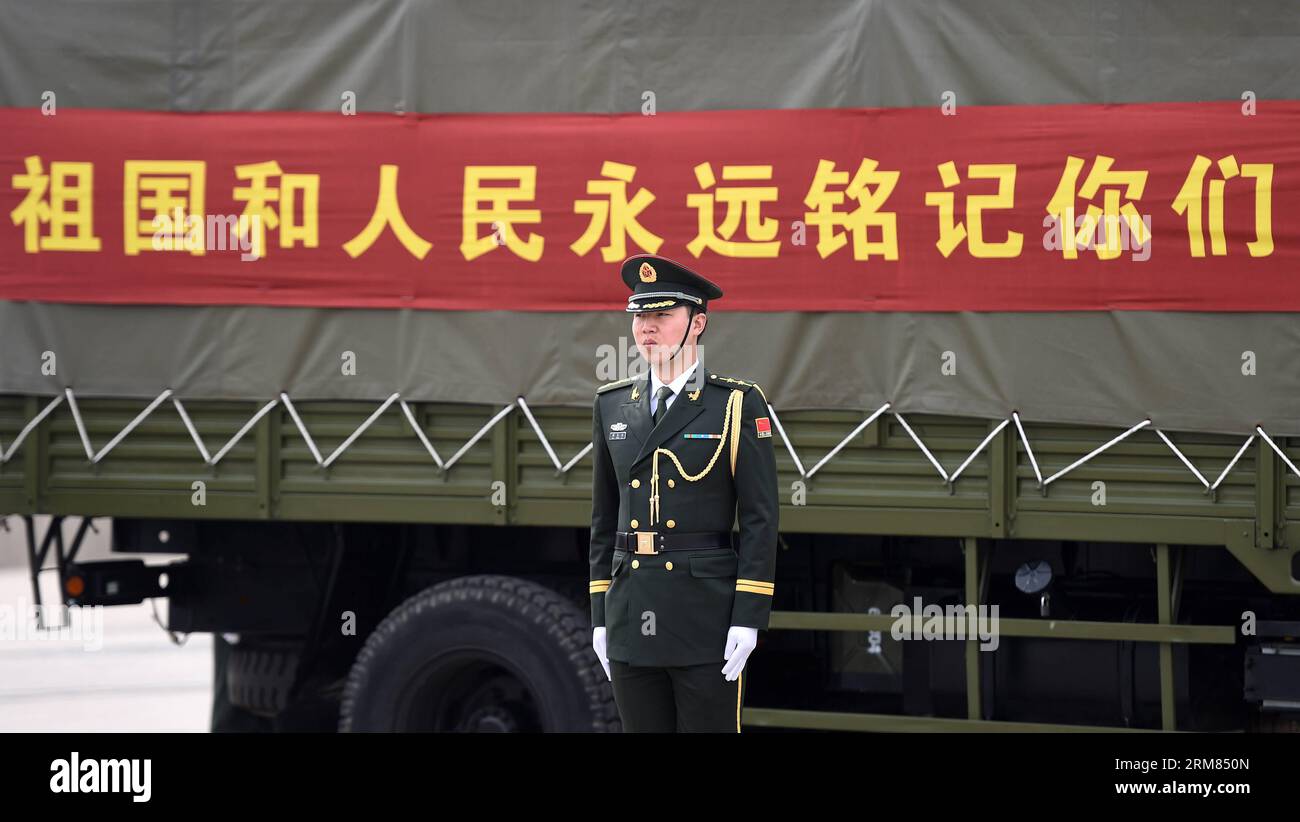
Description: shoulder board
xmin=596 ymin=377 xmax=636 ymax=395
xmin=706 ymin=373 xmax=769 ymax=404
xmin=706 ymin=373 xmax=756 ymax=391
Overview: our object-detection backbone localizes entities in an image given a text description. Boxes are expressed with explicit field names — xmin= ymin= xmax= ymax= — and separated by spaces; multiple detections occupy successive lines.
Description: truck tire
xmin=212 ymin=634 xmax=274 ymax=732
xmin=339 ymin=575 xmax=618 ymax=732
xmin=226 ymin=643 xmax=300 ymax=718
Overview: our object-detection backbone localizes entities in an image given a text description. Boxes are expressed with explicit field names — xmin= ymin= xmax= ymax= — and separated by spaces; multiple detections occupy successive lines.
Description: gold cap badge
xmin=638 ymin=261 xmax=657 ymax=282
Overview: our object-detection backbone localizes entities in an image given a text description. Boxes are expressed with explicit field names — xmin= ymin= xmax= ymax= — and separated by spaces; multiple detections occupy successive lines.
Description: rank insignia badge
xmin=755 ymin=417 xmax=772 ymax=438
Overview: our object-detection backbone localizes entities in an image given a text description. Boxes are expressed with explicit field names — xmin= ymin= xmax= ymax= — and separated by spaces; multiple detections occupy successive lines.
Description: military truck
xmin=2 ymin=1 xmax=1298 ymax=732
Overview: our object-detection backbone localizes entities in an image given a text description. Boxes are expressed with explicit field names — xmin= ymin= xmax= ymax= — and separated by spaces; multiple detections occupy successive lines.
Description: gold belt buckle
xmin=635 ymin=531 xmax=658 ymax=555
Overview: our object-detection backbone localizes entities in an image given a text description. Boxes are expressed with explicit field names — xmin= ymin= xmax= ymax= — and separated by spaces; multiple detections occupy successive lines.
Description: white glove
xmin=592 ymin=626 xmax=611 ymax=681
xmin=721 ymin=625 xmax=758 ymax=681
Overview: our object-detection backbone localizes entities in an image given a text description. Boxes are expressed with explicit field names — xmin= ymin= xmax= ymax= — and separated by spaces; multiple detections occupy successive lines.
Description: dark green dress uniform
xmin=588 ymin=254 xmax=780 ymax=732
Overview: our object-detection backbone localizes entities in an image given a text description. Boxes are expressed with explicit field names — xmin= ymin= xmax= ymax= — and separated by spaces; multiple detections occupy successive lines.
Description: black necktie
xmin=652 ymin=385 xmax=675 ymax=425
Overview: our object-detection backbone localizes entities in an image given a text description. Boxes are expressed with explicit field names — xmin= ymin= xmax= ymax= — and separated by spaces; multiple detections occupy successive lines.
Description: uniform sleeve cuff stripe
xmin=736 ymin=584 xmax=775 ymax=596
xmin=735 ymin=578 xmax=774 ymax=589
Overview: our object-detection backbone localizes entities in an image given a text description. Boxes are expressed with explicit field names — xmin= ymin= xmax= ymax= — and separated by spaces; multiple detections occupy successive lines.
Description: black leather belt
xmin=615 ymin=530 xmax=732 ymax=554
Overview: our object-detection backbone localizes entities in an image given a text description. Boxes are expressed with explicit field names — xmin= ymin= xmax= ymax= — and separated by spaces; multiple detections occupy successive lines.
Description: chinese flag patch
xmin=755 ymin=417 xmax=772 ymax=438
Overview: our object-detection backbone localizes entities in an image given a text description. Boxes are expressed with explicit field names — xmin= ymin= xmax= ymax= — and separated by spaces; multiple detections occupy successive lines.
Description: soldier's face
xmin=632 ymin=306 xmax=705 ymax=367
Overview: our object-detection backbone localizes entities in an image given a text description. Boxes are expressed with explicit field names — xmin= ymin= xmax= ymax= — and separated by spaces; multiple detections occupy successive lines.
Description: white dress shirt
xmin=649 ymin=360 xmax=701 ymax=418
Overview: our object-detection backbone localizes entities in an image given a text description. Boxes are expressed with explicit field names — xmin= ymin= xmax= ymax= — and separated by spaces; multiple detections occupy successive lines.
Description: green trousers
xmin=610 ymin=659 xmax=748 ymax=732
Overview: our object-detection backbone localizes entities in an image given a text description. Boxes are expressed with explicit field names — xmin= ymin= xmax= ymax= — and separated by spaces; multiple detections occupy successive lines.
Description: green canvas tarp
xmin=2 ymin=0 xmax=1299 ymax=436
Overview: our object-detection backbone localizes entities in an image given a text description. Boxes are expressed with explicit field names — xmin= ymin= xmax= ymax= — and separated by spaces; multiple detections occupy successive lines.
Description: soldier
xmin=588 ymin=253 xmax=779 ymax=732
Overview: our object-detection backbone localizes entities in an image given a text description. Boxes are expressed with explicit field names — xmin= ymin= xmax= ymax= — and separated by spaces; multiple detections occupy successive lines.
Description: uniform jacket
xmin=588 ymin=362 xmax=779 ymax=667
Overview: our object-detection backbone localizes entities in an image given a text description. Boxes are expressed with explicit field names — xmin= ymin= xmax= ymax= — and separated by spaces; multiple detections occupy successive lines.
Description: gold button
xmin=630 ymin=519 xmax=638 ymax=528
xmin=631 ymin=479 xmax=640 ymax=488
xmin=631 ymin=559 xmax=640 ymax=569
xmin=667 ymin=519 xmax=676 ymax=528
xmin=668 ymin=479 xmax=675 ymax=488
xmin=665 ymin=561 xmax=674 ymax=571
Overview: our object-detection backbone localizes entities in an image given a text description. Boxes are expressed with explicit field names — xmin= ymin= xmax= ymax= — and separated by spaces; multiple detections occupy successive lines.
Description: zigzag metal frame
xmin=0 ymin=392 xmax=1294 ymax=498
xmin=0 ymin=390 xmax=526 ymax=474
xmin=516 ymin=396 xmax=593 ymax=474
xmin=765 ymin=404 xmax=1281 ymax=495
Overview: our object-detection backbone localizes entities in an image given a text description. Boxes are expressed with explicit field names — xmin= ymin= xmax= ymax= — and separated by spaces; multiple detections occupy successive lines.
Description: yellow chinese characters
xmin=9 ymin=152 xmax=1283 ymax=267
xmin=460 ymin=166 xmax=543 ymax=261
xmin=687 ymin=162 xmax=779 ymax=258
xmin=10 ymin=155 xmax=102 ymax=252
xmin=233 ymin=161 xmax=320 ymax=259
xmin=571 ymin=161 xmax=663 ymax=261
xmin=924 ymin=162 xmax=1022 ymax=258
xmin=1172 ymin=155 xmax=1272 ymax=257
xmin=1045 ymin=155 xmax=1149 ymax=260
xmin=124 ymin=160 xmax=206 ymax=255
xmin=344 ymin=164 xmax=431 ymax=259
xmin=803 ymin=158 xmax=899 ymax=260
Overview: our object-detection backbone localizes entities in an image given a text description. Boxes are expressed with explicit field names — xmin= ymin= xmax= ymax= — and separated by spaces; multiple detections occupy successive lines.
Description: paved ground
xmin=0 ymin=515 xmax=212 ymax=732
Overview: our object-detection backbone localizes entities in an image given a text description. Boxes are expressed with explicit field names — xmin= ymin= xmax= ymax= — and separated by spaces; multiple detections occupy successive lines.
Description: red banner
xmin=2 ymin=103 xmax=1297 ymax=311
